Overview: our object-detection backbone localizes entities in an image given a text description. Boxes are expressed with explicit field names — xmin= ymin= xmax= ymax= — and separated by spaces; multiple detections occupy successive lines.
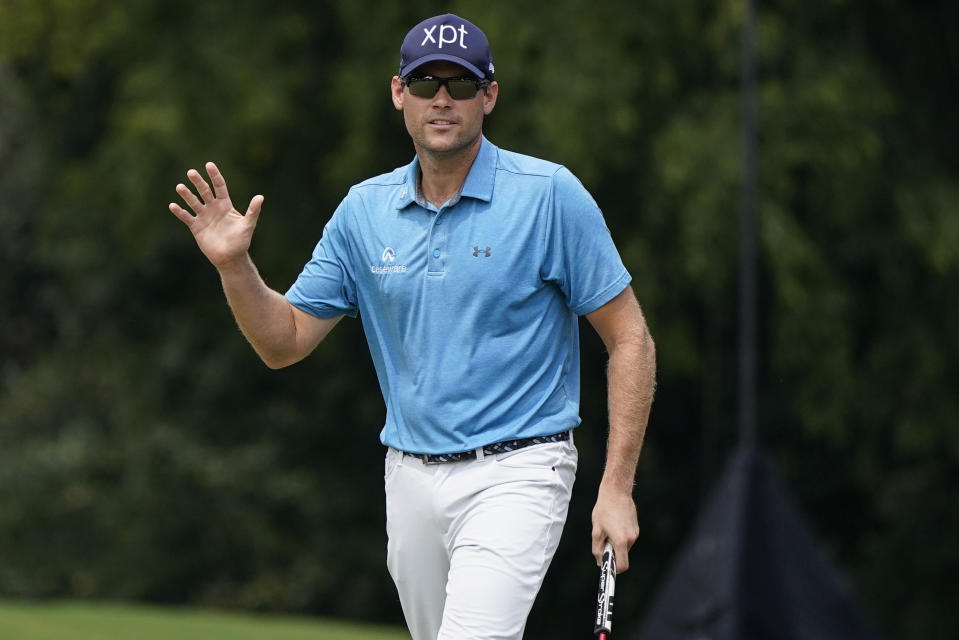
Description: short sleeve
xmin=540 ymin=167 xmax=631 ymax=315
xmin=285 ymin=198 xmax=359 ymax=318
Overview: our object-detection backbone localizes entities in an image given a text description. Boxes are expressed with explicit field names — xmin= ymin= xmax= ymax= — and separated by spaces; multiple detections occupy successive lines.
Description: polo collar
xmin=396 ymin=136 xmax=497 ymax=210
xmin=459 ymin=136 xmax=496 ymax=202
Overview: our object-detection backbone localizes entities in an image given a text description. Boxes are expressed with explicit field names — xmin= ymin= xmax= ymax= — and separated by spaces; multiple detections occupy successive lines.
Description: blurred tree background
xmin=0 ymin=0 xmax=956 ymax=638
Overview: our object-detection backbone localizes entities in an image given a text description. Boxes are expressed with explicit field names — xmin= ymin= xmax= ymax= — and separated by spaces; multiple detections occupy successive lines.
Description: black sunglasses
xmin=402 ymin=75 xmax=490 ymax=100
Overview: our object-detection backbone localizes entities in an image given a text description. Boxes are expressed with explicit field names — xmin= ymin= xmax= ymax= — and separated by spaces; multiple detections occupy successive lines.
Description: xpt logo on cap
xmin=399 ymin=14 xmax=494 ymax=81
xmin=421 ymin=23 xmax=470 ymax=49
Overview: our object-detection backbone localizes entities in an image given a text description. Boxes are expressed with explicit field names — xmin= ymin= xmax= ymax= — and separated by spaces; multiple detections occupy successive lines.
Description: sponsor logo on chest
xmin=371 ymin=246 xmax=407 ymax=274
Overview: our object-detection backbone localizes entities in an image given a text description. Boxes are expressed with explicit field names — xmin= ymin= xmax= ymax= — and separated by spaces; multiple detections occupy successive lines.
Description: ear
xmin=482 ymin=81 xmax=499 ymax=116
xmin=391 ymin=76 xmax=405 ymax=111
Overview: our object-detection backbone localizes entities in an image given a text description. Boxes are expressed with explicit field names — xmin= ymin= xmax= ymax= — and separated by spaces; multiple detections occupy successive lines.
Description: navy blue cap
xmin=399 ymin=14 xmax=494 ymax=80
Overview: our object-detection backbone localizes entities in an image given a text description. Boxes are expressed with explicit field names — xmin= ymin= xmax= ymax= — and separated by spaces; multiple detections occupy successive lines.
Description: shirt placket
xmin=427 ymin=208 xmax=448 ymax=276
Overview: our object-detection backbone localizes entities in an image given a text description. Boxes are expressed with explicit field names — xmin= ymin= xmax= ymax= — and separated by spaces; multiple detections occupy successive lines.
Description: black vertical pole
xmin=740 ymin=0 xmax=758 ymax=448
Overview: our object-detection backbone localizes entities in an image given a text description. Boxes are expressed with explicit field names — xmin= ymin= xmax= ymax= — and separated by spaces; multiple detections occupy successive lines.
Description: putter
xmin=593 ymin=541 xmax=616 ymax=639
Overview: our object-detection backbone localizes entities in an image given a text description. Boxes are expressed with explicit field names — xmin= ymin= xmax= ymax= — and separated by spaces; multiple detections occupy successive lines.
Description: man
xmin=169 ymin=13 xmax=655 ymax=640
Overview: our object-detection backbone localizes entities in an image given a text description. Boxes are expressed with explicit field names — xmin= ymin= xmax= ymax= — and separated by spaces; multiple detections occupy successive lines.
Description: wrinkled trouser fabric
xmin=385 ymin=436 xmax=577 ymax=640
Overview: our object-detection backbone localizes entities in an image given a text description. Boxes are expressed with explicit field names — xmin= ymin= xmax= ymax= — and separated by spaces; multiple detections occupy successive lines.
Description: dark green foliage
xmin=0 ymin=1 xmax=956 ymax=638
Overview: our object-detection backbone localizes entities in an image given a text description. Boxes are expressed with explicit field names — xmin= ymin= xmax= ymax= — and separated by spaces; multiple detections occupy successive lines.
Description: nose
xmin=432 ymin=84 xmax=454 ymax=105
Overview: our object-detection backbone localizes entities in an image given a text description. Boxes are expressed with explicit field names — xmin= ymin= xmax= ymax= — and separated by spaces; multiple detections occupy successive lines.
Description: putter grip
xmin=593 ymin=541 xmax=616 ymax=637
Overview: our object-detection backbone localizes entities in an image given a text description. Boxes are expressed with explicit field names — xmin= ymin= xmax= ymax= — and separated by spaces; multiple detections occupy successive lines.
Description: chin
xmin=423 ymin=133 xmax=479 ymax=155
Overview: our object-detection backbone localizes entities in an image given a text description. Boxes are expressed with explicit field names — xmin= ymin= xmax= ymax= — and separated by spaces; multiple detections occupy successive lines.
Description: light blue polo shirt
xmin=286 ymin=137 xmax=631 ymax=454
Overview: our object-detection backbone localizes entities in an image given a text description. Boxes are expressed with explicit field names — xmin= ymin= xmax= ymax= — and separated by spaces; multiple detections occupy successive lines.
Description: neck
xmin=415 ymin=137 xmax=483 ymax=207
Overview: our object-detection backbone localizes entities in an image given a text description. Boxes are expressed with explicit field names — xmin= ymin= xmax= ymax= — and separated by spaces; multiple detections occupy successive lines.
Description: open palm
xmin=169 ymin=162 xmax=264 ymax=269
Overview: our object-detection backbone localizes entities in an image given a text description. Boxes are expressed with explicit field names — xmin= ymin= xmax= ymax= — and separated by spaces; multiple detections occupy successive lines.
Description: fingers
xmin=592 ymin=532 xmax=635 ymax=573
xmin=592 ymin=528 xmax=606 ymax=566
xmin=245 ymin=194 xmax=265 ymax=223
xmin=174 ymin=162 xmax=231 ymax=215
xmin=187 ymin=168 xmax=215 ymax=204
xmin=168 ymin=201 xmax=195 ymax=226
xmin=172 ymin=162 xmax=256 ymax=224
xmin=613 ymin=538 xmax=631 ymax=573
xmin=591 ymin=488 xmax=640 ymax=572
xmin=175 ymin=182 xmax=205 ymax=214
xmin=206 ymin=161 xmax=231 ymax=201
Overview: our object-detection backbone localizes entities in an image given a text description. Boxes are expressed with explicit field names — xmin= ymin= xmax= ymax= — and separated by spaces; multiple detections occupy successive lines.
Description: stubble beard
xmin=406 ymin=113 xmax=483 ymax=164
xmin=415 ymin=131 xmax=481 ymax=163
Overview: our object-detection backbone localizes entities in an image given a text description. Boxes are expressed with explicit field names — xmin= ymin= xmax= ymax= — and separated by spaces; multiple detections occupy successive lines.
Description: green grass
xmin=0 ymin=600 xmax=410 ymax=640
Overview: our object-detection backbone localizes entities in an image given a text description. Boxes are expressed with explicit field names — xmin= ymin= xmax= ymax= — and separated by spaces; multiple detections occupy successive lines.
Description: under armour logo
xmin=473 ymin=246 xmax=491 ymax=257
xmin=422 ymin=24 xmax=469 ymax=49
xmin=382 ymin=247 xmax=396 ymax=262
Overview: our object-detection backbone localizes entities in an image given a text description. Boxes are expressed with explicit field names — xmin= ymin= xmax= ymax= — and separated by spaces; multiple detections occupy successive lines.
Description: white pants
xmin=384 ymin=436 xmax=578 ymax=640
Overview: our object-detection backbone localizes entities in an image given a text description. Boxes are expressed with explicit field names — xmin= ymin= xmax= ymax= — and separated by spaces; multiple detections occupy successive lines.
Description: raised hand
xmin=169 ymin=162 xmax=264 ymax=269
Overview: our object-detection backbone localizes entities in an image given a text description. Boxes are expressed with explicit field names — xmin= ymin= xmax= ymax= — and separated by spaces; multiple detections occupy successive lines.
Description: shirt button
xmin=432 ymin=249 xmax=441 ymax=258
xmin=435 ymin=218 xmax=443 ymax=225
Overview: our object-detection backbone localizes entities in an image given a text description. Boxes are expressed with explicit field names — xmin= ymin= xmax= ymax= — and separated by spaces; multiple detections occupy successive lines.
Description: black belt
xmin=403 ymin=431 xmax=570 ymax=465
